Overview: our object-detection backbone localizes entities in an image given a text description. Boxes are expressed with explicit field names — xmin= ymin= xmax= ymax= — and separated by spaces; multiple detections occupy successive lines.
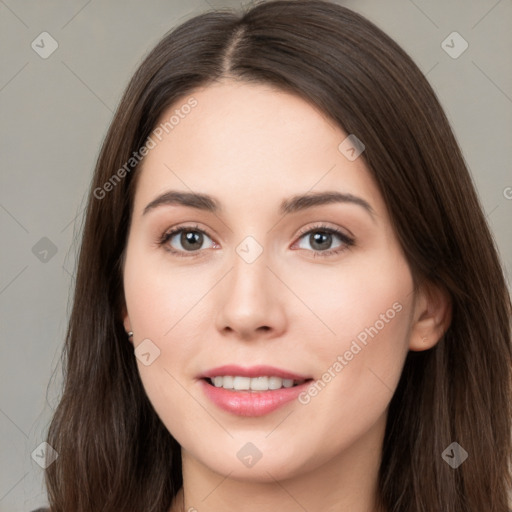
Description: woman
xmin=37 ymin=0 xmax=511 ymax=511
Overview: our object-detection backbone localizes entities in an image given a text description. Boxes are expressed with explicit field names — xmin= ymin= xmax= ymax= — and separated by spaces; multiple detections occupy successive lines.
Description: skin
xmin=122 ymin=80 xmax=451 ymax=512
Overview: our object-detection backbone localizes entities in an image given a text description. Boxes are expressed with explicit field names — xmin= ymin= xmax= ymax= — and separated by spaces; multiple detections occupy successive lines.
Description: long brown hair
xmin=44 ymin=1 xmax=512 ymax=510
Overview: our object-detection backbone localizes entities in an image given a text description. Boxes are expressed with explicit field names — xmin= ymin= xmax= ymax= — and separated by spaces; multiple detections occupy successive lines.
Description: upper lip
xmin=199 ymin=365 xmax=312 ymax=381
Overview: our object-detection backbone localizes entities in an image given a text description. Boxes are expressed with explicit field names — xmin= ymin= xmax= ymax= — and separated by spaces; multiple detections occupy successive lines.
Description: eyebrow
xmin=142 ymin=190 xmax=375 ymax=219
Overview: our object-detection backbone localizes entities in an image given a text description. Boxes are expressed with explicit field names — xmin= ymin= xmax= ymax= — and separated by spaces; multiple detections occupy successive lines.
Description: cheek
xmin=289 ymin=252 xmax=414 ymax=446
xmin=123 ymin=241 xmax=209 ymax=341
xmin=123 ymin=256 xmax=213 ymax=446
xmin=286 ymin=246 xmax=413 ymax=353
xmin=123 ymin=246 xmax=218 ymax=419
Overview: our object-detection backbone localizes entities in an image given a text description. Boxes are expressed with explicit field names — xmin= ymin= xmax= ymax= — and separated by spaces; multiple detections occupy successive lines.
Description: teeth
xmin=250 ymin=376 xmax=268 ymax=391
xmin=210 ymin=376 xmax=303 ymax=391
xmin=268 ymin=376 xmax=282 ymax=389
xmin=233 ymin=376 xmax=250 ymax=390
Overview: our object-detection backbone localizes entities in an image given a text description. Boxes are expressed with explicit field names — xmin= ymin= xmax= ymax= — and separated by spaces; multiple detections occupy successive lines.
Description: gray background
xmin=1 ymin=0 xmax=511 ymax=510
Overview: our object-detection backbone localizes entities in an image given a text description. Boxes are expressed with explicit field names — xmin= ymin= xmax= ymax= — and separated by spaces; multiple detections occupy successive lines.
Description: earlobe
xmin=121 ymin=304 xmax=132 ymax=341
xmin=409 ymin=280 xmax=452 ymax=351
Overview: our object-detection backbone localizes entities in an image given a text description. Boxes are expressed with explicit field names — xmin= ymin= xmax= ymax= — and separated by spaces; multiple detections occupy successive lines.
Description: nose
xmin=214 ymin=246 xmax=287 ymax=341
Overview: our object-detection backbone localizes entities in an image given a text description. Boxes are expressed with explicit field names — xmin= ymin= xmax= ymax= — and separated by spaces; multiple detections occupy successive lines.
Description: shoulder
xmin=30 ymin=508 xmax=50 ymax=512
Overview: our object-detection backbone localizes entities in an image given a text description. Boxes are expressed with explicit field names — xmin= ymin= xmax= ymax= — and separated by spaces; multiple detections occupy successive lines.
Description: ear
xmin=121 ymin=303 xmax=133 ymax=344
xmin=409 ymin=280 xmax=452 ymax=351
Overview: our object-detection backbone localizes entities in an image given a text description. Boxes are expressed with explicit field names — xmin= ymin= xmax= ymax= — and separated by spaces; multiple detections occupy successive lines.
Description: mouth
xmin=198 ymin=365 xmax=314 ymax=416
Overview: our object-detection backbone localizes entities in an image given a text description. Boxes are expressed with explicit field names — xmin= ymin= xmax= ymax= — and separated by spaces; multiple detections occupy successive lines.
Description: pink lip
xmin=199 ymin=364 xmax=311 ymax=381
xmin=200 ymin=379 xmax=311 ymax=417
xmin=198 ymin=365 xmax=313 ymax=417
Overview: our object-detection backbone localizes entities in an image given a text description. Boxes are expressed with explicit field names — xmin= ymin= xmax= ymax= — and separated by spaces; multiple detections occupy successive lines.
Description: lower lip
xmin=200 ymin=379 xmax=311 ymax=417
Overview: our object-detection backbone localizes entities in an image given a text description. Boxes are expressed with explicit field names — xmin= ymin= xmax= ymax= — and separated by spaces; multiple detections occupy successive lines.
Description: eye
xmin=158 ymin=224 xmax=216 ymax=257
xmin=293 ymin=223 xmax=355 ymax=258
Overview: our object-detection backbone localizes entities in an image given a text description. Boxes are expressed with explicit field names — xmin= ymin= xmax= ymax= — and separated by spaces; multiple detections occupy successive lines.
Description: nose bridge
xmin=215 ymin=233 xmax=286 ymax=337
xmin=235 ymin=233 xmax=266 ymax=268
xmin=229 ymin=234 xmax=271 ymax=304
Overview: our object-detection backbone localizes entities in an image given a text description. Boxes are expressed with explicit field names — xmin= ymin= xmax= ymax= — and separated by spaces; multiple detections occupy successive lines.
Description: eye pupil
xmin=182 ymin=231 xmax=202 ymax=250
xmin=311 ymin=232 xmax=332 ymax=250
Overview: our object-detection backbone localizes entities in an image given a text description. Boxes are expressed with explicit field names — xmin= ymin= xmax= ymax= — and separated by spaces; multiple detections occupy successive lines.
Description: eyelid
xmin=295 ymin=221 xmax=354 ymax=240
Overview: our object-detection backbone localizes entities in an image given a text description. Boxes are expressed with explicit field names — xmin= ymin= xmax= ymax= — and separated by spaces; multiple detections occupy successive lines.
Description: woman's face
xmin=122 ymin=80 xmax=418 ymax=482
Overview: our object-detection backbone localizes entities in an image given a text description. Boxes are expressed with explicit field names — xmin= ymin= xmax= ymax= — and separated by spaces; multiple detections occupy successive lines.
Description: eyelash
xmin=157 ymin=223 xmax=355 ymax=259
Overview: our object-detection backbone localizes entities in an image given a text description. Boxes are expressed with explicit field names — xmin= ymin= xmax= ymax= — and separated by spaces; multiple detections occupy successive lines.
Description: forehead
xmin=133 ymin=80 xmax=384 ymax=217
